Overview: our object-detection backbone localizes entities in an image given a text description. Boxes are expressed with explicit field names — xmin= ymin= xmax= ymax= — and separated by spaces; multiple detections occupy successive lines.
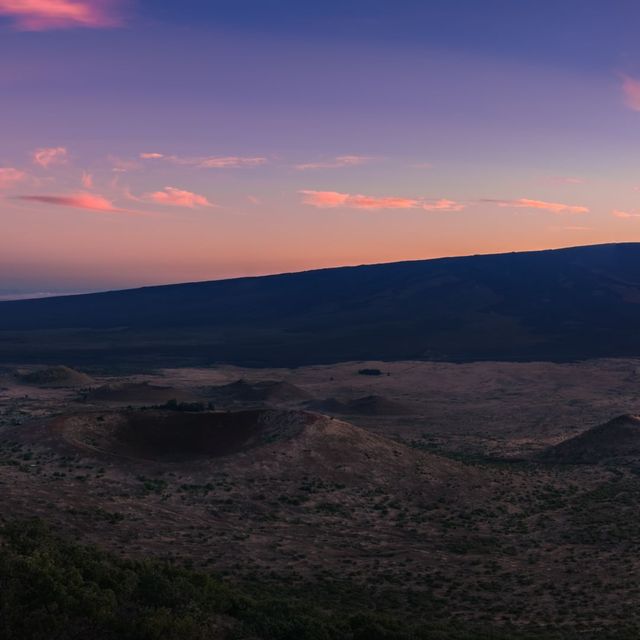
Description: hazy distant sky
xmin=3 ymin=1 xmax=640 ymax=296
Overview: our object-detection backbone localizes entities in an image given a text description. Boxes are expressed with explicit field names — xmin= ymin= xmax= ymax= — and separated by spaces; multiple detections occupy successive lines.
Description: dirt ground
xmin=2 ymin=358 xmax=640 ymax=632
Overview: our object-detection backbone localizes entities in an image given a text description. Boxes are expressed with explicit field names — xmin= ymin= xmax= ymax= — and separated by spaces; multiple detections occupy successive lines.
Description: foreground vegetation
xmin=1 ymin=520 xmax=638 ymax=640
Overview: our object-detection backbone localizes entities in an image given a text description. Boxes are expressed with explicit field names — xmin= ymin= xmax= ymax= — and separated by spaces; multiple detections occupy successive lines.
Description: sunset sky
xmin=3 ymin=1 xmax=640 ymax=298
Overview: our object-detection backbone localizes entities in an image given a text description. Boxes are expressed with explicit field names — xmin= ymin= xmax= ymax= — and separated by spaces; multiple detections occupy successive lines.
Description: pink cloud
xmin=143 ymin=186 xmax=214 ymax=208
xmin=491 ymin=198 xmax=589 ymax=214
xmin=139 ymin=153 xmax=267 ymax=169
xmin=300 ymin=190 xmax=464 ymax=212
xmin=612 ymin=209 xmax=640 ymax=219
xmin=621 ymin=74 xmax=640 ymax=112
xmin=295 ymin=155 xmax=374 ymax=170
xmin=0 ymin=167 xmax=26 ymax=188
xmin=348 ymin=194 xmax=418 ymax=210
xmin=0 ymin=0 xmax=124 ymax=31
xmin=422 ymin=198 xmax=466 ymax=212
xmin=299 ymin=191 xmax=351 ymax=208
xmin=33 ymin=146 xmax=67 ymax=168
xmin=247 ymin=195 xmax=261 ymax=205
xmin=17 ymin=192 xmax=127 ymax=213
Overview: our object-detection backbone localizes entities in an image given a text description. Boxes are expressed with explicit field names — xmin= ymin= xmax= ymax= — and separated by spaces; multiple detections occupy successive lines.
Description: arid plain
xmin=3 ymin=359 xmax=640 ymax=636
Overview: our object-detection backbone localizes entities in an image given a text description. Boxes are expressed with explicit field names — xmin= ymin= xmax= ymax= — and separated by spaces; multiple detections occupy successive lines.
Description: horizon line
xmin=1 ymin=240 xmax=635 ymax=303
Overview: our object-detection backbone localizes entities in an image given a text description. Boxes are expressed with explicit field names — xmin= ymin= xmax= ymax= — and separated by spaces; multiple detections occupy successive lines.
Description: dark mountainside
xmin=3 ymin=242 xmax=640 ymax=367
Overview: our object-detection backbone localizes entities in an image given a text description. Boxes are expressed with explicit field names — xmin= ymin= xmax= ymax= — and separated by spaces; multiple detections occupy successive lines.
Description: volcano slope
xmin=1 ymin=407 xmax=474 ymax=593
xmin=8 ymin=243 xmax=640 ymax=367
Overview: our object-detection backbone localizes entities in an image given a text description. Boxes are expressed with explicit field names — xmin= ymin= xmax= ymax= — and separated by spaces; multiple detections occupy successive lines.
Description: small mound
xmin=83 ymin=382 xmax=192 ymax=404
xmin=18 ymin=366 xmax=93 ymax=388
xmin=247 ymin=413 xmax=461 ymax=483
xmin=539 ymin=414 xmax=640 ymax=465
xmin=208 ymin=379 xmax=312 ymax=404
xmin=307 ymin=395 xmax=410 ymax=416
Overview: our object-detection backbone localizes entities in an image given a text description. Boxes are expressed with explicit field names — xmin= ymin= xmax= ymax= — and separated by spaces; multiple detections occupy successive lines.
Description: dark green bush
xmin=0 ymin=519 xmax=626 ymax=640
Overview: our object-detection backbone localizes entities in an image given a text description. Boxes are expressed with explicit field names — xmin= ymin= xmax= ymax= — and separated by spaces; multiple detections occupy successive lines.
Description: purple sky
xmin=2 ymin=1 xmax=640 ymax=297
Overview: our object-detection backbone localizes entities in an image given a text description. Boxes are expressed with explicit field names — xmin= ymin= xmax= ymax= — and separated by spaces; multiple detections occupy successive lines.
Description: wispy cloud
xmin=621 ymin=74 xmax=640 ymax=112
xmin=33 ymin=146 xmax=67 ymax=168
xmin=0 ymin=167 xmax=26 ymax=188
xmin=346 ymin=195 xmax=418 ymax=210
xmin=612 ymin=209 xmax=640 ymax=219
xmin=295 ymin=155 xmax=374 ymax=170
xmin=0 ymin=0 xmax=124 ymax=31
xmin=143 ymin=187 xmax=214 ymax=208
xmin=196 ymin=156 xmax=266 ymax=169
xmin=139 ymin=153 xmax=267 ymax=169
xmin=422 ymin=199 xmax=466 ymax=211
xmin=17 ymin=192 xmax=128 ymax=213
xmin=81 ymin=171 xmax=93 ymax=189
xmin=299 ymin=190 xmax=465 ymax=211
xmin=487 ymin=198 xmax=589 ymax=214
xmin=109 ymin=155 xmax=140 ymax=173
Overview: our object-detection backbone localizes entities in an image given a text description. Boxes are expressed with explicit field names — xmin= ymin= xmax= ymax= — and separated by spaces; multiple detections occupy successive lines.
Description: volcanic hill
xmin=539 ymin=414 xmax=640 ymax=465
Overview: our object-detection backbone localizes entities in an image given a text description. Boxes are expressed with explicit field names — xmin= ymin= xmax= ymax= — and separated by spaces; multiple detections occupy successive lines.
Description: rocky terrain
xmin=3 ymin=359 xmax=640 ymax=637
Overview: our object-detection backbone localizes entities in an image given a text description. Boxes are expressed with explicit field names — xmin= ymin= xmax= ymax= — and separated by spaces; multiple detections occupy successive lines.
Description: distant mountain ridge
xmin=3 ymin=243 xmax=640 ymax=367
